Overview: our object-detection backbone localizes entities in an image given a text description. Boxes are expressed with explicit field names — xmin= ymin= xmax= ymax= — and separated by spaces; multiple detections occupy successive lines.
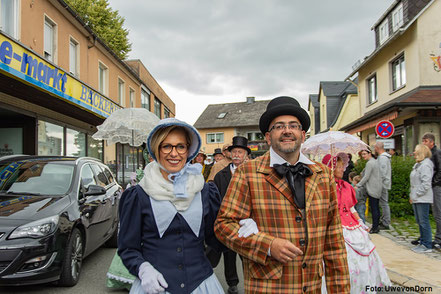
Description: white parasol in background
xmin=301 ymin=131 xmax=369 ymax=157
xmin=92 ymin=108 xmax=160 ymax=147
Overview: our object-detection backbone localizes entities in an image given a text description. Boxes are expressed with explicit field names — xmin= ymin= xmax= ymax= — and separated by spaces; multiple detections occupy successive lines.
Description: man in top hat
xmin=208 ymin=136 xmax=250 ymax=294
xmin=213 ymin=148 xmax=225 ymax=163
xmin=214 ymin=96 xmax=350 ymax=293
xmin=207 ymin=143 xmax=232 ymax=181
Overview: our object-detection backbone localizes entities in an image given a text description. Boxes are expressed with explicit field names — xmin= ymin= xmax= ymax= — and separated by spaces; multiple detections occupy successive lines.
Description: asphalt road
xmin=0 ymin=247 xmax=415 ymax=294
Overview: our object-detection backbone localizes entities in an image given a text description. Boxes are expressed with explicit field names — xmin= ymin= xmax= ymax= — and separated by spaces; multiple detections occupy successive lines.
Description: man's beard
xmin=273 ymin=135 xmax=302 ymax=154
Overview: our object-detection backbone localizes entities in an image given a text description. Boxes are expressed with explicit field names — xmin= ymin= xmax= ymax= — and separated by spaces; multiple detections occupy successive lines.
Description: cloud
xmin=108 ymin=0 xmax=393 ymax=123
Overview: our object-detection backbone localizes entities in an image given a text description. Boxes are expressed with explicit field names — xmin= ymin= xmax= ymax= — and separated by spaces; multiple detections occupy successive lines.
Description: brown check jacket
xmin=214 ymin=152 xmax=350 ymax=293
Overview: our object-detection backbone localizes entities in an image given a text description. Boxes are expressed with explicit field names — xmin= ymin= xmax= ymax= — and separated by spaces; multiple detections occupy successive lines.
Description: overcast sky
xmin=107 ymin=0 xmax=393 ymax=125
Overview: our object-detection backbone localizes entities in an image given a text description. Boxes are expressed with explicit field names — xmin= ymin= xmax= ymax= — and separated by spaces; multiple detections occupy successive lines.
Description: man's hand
xmin=270 ymin=238 xmax=303 ymax=263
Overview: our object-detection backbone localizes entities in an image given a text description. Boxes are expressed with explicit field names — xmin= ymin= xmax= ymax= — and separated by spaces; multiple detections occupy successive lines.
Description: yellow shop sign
xmin=0 ymin=33 xmax=119 ymax=118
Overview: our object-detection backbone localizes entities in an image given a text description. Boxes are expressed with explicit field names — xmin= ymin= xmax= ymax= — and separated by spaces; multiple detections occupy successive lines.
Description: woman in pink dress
xmin=322 ymin=153 xmax=390 ymax=294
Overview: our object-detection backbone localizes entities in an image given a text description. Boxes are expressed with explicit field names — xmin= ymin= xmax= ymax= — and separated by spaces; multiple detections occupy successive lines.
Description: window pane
xmin=154 ymin=99 xmax=161 ymax=118
xmin=80 ymin=164 xmax=97 ymax=190
xmin=87 ymin=134 xmax=103 ymax=161
xmin=141 ymin=89 xmax=150 ymax=110
xmin=130 ymin=89 xmax=135 ymax=108
xmin=38 ymin=121 xmax=63 ymax=155
xmin=44 ymin=21 xmax=54 ymax=61
xmin=401 ymin=58 xmax=406 ymax=85
xmin=1 ymin=0 xmax=16 ymax=37
xmin=118 ymin=80 xmax=125 ymax=106
xmin=255 ymin=133 xmax=264 ymax=140
xmin=90 ymin=164 xmax=109 ymax=187
xmin=69 ymin=40 xmax=77 ymax=75
xmin=103 ymin=166 xmax=115 ymax=183
xmin=99 ymin=64 xmax=106 ymax=94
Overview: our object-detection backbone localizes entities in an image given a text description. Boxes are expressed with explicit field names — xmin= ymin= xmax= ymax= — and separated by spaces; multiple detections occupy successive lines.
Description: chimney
xmin=246 ymin=97 xmax=255 ymax=104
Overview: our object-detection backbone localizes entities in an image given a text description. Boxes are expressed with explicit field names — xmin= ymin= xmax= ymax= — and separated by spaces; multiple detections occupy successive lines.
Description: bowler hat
xmin=213 ymin=148 xmax=223 ymax=156
xmin=259 ymin=96 xmax=310 ymax=134
xmin=228 ymin=136 xmax=251 ymax=154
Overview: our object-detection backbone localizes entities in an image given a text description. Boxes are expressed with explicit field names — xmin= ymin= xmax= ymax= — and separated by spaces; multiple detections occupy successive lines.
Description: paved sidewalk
xmin=371 ymin=232 xmax=441 ymax=293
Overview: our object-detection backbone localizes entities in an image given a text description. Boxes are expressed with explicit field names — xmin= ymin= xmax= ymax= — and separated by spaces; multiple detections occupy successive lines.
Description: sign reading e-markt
xmin=0 ymin=33 xmax=120 ymax=118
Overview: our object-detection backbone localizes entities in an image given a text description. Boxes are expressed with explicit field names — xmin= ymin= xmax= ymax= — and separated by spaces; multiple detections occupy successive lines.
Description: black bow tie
xmin=273 ymin=163 xmax=313 ymax=209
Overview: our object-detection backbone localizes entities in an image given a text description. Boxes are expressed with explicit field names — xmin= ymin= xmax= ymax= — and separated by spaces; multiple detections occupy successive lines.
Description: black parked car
xmin=0 ymin=155 xmax=122 ymax=286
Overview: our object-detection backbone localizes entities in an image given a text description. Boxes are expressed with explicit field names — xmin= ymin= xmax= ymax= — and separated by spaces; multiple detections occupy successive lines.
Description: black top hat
xmin=259 ymin=96 xmax=310 ymax=134
xmin=228 ymin=136 xmax=251 ymax=154
xmin=213 ymin=148 xmax=223 ymax=156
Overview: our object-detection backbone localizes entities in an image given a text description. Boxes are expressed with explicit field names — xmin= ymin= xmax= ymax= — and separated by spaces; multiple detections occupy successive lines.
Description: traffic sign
xmin=375 ymin=120 xmax=394 ymax=138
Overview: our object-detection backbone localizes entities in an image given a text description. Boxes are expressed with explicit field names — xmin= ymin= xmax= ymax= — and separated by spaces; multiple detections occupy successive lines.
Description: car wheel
xmin=58 ymin=228 xmax=83 ymax=286
xmin=105 ymin=222 xmax=119 ymax=248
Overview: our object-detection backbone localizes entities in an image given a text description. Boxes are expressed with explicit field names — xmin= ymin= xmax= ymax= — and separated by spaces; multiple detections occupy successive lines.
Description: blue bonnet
xmin=147 ymin=118 xmax=201 ymax=163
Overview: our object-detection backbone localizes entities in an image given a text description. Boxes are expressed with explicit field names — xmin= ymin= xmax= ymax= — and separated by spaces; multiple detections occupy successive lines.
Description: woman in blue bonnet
xmin=118 ymin=118 xmax=225 ymax=294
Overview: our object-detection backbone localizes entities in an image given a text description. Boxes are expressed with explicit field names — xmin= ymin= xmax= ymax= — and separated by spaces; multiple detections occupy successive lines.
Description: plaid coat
xmin=214 ymin=152 xmax=350 ymax=293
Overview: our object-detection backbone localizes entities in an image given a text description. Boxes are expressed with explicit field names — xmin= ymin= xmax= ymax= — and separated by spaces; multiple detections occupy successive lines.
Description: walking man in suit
xmin=214 ymin=96 xmax=350 ymax=293
xmin=209 ymin=136 xmax=250 ymax=294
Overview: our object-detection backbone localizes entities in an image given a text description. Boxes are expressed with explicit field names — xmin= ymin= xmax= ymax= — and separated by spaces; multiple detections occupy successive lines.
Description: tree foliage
xmin=66 ymin=0 xmax=131 ymax=59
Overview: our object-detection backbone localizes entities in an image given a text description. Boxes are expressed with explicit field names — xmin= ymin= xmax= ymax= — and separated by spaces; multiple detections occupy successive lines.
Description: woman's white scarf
xmin=139 ymin=161 xmax=205 ymax=211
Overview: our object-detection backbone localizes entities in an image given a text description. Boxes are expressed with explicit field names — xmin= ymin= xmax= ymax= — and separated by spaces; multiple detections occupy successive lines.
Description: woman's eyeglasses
xmin=160 ymin=144 xmax=188 ymax=154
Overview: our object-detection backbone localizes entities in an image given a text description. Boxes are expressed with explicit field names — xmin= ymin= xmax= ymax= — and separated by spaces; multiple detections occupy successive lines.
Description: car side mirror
xmin=84 ymin=185 xmax=106 ymax=196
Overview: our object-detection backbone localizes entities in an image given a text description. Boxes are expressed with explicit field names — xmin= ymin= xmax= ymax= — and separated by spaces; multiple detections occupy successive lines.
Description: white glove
xmin=358 ymin=219 xmax=369 ymax=231
xmin=138 ymin=262 xmax=168 ymax=294
xmin=238 ymin=218 xmax=259 ymax=238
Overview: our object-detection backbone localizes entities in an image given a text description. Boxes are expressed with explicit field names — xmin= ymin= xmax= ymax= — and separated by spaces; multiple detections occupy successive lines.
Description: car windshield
xmin=0 ymin=160 xmax=74 ymax=195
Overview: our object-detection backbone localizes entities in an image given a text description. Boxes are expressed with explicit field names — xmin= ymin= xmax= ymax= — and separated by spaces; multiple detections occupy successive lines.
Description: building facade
xmin=193 ymin=97 xmax=270 ymax=159
xmin=0 ymin=0 xmax=174 ymax=186
xmin=341 ymin=0 xmax=441 ymax=154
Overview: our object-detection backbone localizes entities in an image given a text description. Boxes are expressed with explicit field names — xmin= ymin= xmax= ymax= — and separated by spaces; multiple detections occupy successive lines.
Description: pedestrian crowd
xmin=105 ymin=96 xmax=441 ymax=294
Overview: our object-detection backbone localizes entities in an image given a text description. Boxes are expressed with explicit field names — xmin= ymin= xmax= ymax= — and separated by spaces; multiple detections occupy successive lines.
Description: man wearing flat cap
xmin=215 ymin=96 xmax=350 ymax=293
xmin=208 ymin=136 xmax=251 ymax=294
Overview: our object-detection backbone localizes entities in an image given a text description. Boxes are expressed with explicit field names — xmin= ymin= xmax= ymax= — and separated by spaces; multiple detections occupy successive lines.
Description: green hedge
xmin=353 ymin=155 xmax=415 ymax=217
xmin=389 ymin=156 xmax=415 ymax=217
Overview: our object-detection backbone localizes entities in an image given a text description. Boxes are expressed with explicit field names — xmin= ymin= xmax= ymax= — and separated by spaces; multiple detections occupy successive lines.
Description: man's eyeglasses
xmin=160 ymin=143 xmax=188 ymax=154
xmin=269 ymin=122 xmax=302 ymax=132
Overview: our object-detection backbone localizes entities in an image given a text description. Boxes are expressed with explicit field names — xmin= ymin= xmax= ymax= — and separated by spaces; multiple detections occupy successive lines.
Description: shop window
xmin=141 ymin=88 xmax=150 ymax=111
xmin=207 ymin=133 xmax=224 ymax=144
xmin=379 ymin=19 xmax=389 ymax=45
xmin=129 ymin=88 xmax=135 ymax=108
xmin=1 ymin=0 xmax=19 ymax=39
xmin=44 ymin=16 xmax=56 ymax=62
xmin=0 ymin=128 xmax=23 ymax=156
xmin=38 ymin=121 xmax=64 ymax=155
xmin=154 ymin=98 xmax=161 ymax=118
xmin=118 ymin=78 xmax=125 ymax=106
xmin=98 ymin=62 xmax=108 ymax=95
xmin=69 ymin=37 xmax=79 ymax=77
xmin=367 ymin=75 xmax=377 ymax=104
xmin=391 ymin=54 xmax=406 ymax=91
xmin=66 ymin=128 xmax=86 ymax=157
xmin=87 ymin=134 xmax=103 ymax=161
